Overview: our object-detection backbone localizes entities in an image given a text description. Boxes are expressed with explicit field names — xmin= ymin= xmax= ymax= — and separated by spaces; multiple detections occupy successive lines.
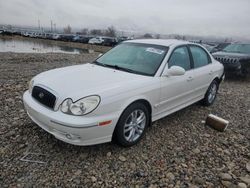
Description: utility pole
xmin=50 ymin=20 xmax=53 ymax=33
xmin=38 ymin=19 xmax=40 ymax=31
xmin=54 ymin=23 xmax=56 ymax=33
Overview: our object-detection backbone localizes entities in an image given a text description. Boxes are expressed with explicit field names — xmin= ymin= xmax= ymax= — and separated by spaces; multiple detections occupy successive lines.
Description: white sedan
xmin=88 ymin=37 xmax=104 ymax=45
xmin=23 ymin=39 xmax=224 ymax=146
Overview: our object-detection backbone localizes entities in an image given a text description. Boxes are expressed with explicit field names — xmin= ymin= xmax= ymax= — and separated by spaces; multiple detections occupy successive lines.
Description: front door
xmin=157 ymin=46 xmax=196 ymax=115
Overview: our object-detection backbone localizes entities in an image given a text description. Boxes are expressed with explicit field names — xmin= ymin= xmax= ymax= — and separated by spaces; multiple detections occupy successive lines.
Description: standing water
xmin=0 ymin=37 xmax=92 ymax=54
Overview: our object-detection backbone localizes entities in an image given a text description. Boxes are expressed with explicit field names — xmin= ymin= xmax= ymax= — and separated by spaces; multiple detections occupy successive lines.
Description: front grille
xmin=32 ymin=86 xmax=56 ymax=109
xmin=215 ymin=57 xmax=238 ymax=64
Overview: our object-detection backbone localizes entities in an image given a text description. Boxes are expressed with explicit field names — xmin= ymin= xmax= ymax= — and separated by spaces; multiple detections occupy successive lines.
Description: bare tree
xmin=90 ymin=29 xmax=103 ymax=36
xmin=81 ymin=28 xmax=89 ymax=35
xmin=143 ymin=33 xmax=153 ymax=39
xmin=155 ymin=34 xmax=161 ymax=39
xmin=224 ymin=37 xmax=232 ymax=43
xmin=105 ymin=26 xmax=116 ymax=37
xmin=6 ymin=25 xmax=12 ymax=30
xmin=64 ymin=25 xmax=72 ymax=34
xmin=173 ymin=34 xmax=182 ymax=40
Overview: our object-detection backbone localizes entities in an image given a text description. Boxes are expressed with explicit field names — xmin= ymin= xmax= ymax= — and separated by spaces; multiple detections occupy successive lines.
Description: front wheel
xmin=202 ymin=80 xmax=219 ymax=106
xmin=114 ymin=103 xmax=150 ymax=147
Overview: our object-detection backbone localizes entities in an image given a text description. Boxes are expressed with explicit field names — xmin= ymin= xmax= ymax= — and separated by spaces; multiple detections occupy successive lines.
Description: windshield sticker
xmin=146 ymin=48 xmax=164 ymax=55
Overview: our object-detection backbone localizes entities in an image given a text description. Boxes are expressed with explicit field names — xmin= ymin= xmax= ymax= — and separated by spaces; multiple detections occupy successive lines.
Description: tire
xmin=202 ymin=80 xmax=219 ymax=106
xmin=114 ymin=102 xmax=150 ymax=147
xmin=241 ymin=69 xmax=248 ymax=78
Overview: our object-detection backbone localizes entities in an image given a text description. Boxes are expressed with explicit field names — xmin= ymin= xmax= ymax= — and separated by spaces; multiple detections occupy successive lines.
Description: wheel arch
xmin=112 ymin=97 xmax=153 ymax=138
xmin=212 ymin=76 xmax=222 ymax=89
xmin=205 ymin=76 xmax=220 ymax=95
xmin=119 ymin=97 xmax=152 ymax=122
xmin=214 ymin=77 xmax=220 ymax=84
xmin=129 ymin=99 xmax=152 ymax=119
xmin=112 ymin=97 xmax=153 ymax=144
xmin=202 ymin=76 xmax=220 ymax=106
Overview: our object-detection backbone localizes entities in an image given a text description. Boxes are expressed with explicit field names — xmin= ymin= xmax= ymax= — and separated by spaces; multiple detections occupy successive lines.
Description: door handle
xmin=187 ymin=76 xmax=193 ymax=81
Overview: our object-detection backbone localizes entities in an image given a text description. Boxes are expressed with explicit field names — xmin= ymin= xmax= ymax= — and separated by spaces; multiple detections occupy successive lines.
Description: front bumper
xmin=23 ymin=91 xmax=120 ymax=146
xmin=223 ymin=62 xmax=242 ymax=72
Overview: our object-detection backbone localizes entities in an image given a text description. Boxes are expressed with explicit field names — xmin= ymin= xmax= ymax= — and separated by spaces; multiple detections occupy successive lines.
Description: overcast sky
xmin=0 ymin=0 xmax=250 ymax=38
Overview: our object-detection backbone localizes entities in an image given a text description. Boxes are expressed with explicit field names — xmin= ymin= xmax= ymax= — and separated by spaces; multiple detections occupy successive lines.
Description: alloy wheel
xmin=123 ymin=109 xmax=146 ymax=142
xmin=208 ymin=83 xmax=217 ymax=104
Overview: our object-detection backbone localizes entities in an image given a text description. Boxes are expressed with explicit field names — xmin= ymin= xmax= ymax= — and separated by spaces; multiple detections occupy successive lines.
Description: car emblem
xmin=39 ymin=92 xmax=44 ymax=98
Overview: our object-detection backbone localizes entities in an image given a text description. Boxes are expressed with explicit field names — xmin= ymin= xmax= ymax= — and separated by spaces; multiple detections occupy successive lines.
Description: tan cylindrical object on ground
xmin=205 ymin=114 xmax=229 ymax=132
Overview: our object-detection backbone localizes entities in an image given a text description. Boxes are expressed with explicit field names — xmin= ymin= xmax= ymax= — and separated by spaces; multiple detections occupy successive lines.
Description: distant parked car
xmin=1 ymin=30 xmax=14 ymax=36
xmin=58 ymin=34 xmax=75 ymax=42
xmin=11 ymin=31 xmax=22 ymax=36
xmin=210 ymin=43 xmax=230 ymax=53
xmin=23 ymin=32 xmax=31 ymax=37
xmin=117 ymin=36 xmax=130 ymax=43
xmin=73 ymin=35 xmax=92 ymax=43
xmin=79 ymin=36 xmax=92 ymax=44
xmin=52 ymin=34 xmax=61 ymax=40
xmin=102 ymin=37 xmax=118 ymax=46
xmin=80 ymin=36 xmax=93 ymax=44
xmin=88 ymin=37 xmax=105 ymax=45
xmin=23 ymin=39 xmax=224 ymax=147
xmin=45 ymin=33 xmax=54 ymax=40
xmin=72 ymin=35 xmax=81 ymax=42
xmin=201 ymin=43 xmax=215 ymax=52
xmin=213 ymin=43 xmax=250 ymax=77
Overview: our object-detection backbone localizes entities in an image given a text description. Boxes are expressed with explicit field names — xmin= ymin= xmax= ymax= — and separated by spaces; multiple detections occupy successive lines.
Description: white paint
xmin=23 ymin=39 xmax=224 ymax=145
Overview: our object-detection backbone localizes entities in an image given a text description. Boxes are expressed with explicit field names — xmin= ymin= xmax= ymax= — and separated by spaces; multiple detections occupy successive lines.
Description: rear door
xmin=188 ymin=45 xmax=215 ymax=98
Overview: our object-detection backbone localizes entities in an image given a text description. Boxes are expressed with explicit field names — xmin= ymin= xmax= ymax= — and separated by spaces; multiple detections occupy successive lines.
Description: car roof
xmin=229 ymin=43 xmax=250 ymax=45
xmin=124 ymin=39 xmax=190 ymax=47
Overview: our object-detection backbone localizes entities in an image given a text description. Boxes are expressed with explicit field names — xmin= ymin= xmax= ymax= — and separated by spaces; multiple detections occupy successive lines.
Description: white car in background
xmin=88 ymin=37 xmax=104 ymax=45
xmin=23 ymin=39 xmax=224 ymax=147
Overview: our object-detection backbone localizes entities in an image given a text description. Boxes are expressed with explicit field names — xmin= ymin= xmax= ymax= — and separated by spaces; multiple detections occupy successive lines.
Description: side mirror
xmin=162 ymin=65 xmax=185 ymax=77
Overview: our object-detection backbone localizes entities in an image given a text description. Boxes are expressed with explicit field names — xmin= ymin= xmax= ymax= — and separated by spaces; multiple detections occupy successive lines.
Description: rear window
xmin=190 ymin=46 xmax=211 ymax=68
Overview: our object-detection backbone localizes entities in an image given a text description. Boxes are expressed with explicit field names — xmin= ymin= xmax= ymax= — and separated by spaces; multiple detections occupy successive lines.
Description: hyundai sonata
xmin=23 ymin=39 xmax=224 ymax=146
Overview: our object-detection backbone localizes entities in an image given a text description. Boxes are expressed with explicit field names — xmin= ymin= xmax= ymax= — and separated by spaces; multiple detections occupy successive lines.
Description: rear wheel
xmin=202 ymin=80 xmax=219 ymax=106
xmin=114 ymin=103 xmax=150 ymax=147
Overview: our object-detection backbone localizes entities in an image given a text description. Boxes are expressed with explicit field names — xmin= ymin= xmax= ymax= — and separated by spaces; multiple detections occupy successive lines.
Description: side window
xmin=190 ymin=46 xmax=211 ymax=68
xmin=168 ymin=46 xmax=191 ymax=71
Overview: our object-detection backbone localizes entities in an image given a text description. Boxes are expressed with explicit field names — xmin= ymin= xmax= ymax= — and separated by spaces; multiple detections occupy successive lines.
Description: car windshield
xmin=94 ymin=43 xmax=168 ymax=76
xmin=222 ymin=44 xmax=250 ymax=54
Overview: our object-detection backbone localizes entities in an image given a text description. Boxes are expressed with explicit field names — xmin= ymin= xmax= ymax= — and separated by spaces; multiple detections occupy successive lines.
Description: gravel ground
xmin=0 ymin=52 xmax=249 ymax=188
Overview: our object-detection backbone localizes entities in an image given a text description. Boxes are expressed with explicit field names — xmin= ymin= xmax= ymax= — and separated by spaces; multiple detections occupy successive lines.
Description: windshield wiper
xmin=93 ymin=61 xmax=150 ymax=76
xmin=92 ymin=61 xmax=107 ymax=67
xmin=93 ymin=61 xmax=126 ymax=70
xmin=103 ymin=64 xmax=138 ymax=73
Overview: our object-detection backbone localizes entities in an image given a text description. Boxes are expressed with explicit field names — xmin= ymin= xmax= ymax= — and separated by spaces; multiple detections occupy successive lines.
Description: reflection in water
xmin=0 ymin=37 xmax=92 ymax=54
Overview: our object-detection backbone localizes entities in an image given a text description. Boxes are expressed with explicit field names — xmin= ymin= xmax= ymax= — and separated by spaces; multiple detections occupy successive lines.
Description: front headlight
xmin=60 ymin=95 xmax=101 ymax=116
xmin=28 ymin=79 xmax=34 ymax=93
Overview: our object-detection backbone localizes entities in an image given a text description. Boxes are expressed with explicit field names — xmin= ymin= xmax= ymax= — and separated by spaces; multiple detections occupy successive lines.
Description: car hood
xmin=34 ymin=63 xmax=151 ymax=101
xmin=213 ymin=51 xmax=250 ymax=59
